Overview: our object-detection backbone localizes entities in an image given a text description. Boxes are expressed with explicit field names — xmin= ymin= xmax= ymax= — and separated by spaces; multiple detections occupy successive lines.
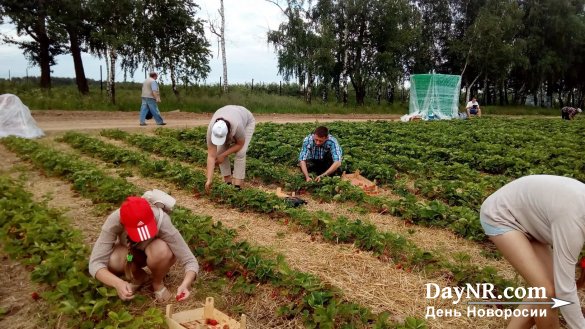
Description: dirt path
xmin=31 ymin=110 xmax=401 ymax=133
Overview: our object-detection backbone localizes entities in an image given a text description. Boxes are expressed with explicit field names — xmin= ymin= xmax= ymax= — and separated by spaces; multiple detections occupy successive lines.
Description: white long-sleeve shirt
xmin=481 ymin=175 xmax=585 ymax=328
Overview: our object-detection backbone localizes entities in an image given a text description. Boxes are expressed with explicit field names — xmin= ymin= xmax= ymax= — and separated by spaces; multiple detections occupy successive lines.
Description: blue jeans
xmin=139 ymin=97 xmax=164 ymax=124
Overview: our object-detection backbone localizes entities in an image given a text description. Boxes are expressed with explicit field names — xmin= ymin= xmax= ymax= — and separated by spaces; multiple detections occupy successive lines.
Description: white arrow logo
xmin=468 ymin=298 xmax=573 ymax=309
xmin=551 ymin=298 xmax=572 ymax=309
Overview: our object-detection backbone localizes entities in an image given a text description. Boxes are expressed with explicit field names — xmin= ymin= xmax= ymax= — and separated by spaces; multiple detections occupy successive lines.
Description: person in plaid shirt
xmin=298 ymin=126 xmax=342 ymax=182
xmin=561 ymin=106 xmax=582 ymax=120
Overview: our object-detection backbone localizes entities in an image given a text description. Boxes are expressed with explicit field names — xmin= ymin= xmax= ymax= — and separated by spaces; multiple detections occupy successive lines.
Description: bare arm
xmin=218 ymin=139 xmax=244 ymax=159
xmin=96 ymin=268 xmax=135 ymax=300
xmin=206 ymin=145 xmax=217 ymax=182
xmin=299 ymin=160 xmax=311 ymax=181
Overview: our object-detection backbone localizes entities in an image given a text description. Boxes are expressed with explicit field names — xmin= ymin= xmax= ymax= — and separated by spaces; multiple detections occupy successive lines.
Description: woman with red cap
xmin=89 ymin=191 xmax=199 ymax=302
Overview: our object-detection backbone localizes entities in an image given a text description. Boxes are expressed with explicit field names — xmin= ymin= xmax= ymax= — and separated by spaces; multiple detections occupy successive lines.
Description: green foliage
xmin=0 ymin=175 xmax=165 ymax=328
xmin=1 ymin=136 xmax=421 ymax=328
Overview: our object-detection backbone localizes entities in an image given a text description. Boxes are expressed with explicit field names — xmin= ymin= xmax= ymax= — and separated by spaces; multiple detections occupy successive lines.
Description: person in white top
xmin=205 ymin=105 xmax=256 ymax=192
xmin=466 ymin=97 xmax=482 ymax=118
xmin=480 ymin=175 xmax=585 ymax=328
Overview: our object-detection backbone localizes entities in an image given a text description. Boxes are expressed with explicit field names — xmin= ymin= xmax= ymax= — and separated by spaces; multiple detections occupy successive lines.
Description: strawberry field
xmin=1 ymin=117 xmax=584 ymax=328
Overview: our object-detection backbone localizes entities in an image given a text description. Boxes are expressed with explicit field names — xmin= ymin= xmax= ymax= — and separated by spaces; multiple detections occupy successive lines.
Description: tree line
xmin=267 ymin=0 xmax=585 ymax=107
xmin=2 ymin=0 xmax=585 ymax=108
xmin=0 ymin=0 xmax=210 ymax=104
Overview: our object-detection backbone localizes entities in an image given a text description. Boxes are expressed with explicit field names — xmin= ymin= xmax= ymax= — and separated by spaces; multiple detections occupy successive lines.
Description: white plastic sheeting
xmin=0 ymin=94 xmax=44 ymax=139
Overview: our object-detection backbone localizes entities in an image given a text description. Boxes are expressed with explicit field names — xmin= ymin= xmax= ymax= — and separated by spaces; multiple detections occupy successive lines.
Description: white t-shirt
xmin=466 ymin=100 xmax=479 ymax=110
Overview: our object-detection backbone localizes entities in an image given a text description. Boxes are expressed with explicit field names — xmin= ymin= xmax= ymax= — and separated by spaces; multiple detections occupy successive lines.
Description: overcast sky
xmin=0 ymin=0 xmax=285 ymax=84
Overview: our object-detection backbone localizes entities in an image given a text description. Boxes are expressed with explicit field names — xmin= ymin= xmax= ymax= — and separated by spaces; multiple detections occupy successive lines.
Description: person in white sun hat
xmin=205 ymin=105 xmax=256 ymax=193
xmin=89 ymin=192 xmax=199 ymax=303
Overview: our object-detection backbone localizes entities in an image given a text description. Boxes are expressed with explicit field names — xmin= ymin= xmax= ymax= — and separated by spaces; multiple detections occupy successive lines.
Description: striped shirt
xmin=298 ymin=134 xmax=343 ymax=162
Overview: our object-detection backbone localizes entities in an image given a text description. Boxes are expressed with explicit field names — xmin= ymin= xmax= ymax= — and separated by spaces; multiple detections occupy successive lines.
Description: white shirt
xmin=466 ymin=100 xmax=480 ymax=110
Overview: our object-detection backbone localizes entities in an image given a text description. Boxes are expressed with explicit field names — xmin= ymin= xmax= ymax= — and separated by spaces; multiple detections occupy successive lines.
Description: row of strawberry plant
xmin=348 ymin=119 xmax=585 ymax=179
xmin=116 ymin=128 xmax=488 ymax=242
xmin=153 ymin=124 xmax=499 ymax=209
xmin=60 ymin=132 xmax=435 ymax=270
xmin=1 ymin=136 xmax=420 ymax=328
xmin=61 ymin=132 xmax=517 ymax=295
xmin=0 ymin=174 xmax=165 ymax=329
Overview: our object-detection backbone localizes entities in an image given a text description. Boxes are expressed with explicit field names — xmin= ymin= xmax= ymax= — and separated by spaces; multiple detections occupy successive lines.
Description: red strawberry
xmin=31 ymin=292 xmax=40 ymax=300
xmin=580 ymin=257 xmax=585 ymax=269
xmin=176 ymin=292 xmax=185 ymax=301
xmin=206 ymin=319 xmax=219 ymax=325
xmin=395 ymin=264 xmax=403 ymax=270
xmin=226 ymin=271 xmax=234 ymax=278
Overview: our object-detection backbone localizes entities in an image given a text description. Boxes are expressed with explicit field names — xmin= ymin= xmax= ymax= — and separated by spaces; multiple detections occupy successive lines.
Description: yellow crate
xmin=165 ymin=297 xmax=246 ymax=329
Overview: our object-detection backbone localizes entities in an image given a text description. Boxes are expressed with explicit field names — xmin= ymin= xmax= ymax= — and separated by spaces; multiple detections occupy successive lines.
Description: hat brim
xmin=211 ymin=134 xmax=226 ymax=146
xmin=126 ymin=220 xmax=158 ymax=242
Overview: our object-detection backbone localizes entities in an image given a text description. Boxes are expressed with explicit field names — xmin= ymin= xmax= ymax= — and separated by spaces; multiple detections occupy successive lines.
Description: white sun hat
xmin=211 ymin=120 xmax=228 ymax=145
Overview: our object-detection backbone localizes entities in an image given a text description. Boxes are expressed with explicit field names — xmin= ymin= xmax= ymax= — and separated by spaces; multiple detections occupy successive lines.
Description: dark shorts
xmin=469 ymin=108 xmax=479 ymax=115
xmin=561 ymin=110 xmax=570 ymax=120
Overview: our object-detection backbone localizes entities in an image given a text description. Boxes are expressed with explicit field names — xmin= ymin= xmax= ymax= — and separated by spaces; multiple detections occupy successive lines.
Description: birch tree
xmin=209 ymin=0 xmax=228 ymax=93
xmin=87 ymin=0 xmax=136 ymax=104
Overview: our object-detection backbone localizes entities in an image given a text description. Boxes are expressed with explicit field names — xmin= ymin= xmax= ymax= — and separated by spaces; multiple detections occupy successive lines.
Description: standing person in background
xmin=480 ymin=175 xmax=585 ymax=328
xmin=561 ymin=106 xmax=582 ymax=120
xmin=139 ymin=72 xmax=166 ymax=126
xmin=298 ymin=126 xmax=343 ymax=182
xmin=205 ymin=105 xmax=256 ymax=192
xmin=466 ymin=96 xmax=482 ymax=118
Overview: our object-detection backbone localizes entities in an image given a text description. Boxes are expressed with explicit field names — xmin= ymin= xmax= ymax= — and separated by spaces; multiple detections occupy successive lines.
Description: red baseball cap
xmin=120 ymin=196 xmax=157 ymax=242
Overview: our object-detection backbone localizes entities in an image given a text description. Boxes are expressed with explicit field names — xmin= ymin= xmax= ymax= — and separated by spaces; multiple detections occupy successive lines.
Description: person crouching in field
xmin=89 ymin=191 xmax=198 ymax=302
xmin=480 ymin=175 xmax=585 ymax=328
xmin=298 ymin=126 xmax=343 ymax=182
xmin=561 ymin=106 xmax=582 ymax=120
xmin=466 ymin=97 xmax=482 ymax=118
xmin=205 ymin=105 xmax=256 ymax=192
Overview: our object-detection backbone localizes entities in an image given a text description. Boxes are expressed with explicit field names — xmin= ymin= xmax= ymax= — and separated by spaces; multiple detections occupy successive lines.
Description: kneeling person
xmin=299 ymin=126 xmax=343 ymax=182
xmin=89 ymin=193 xmax=199 ymax=302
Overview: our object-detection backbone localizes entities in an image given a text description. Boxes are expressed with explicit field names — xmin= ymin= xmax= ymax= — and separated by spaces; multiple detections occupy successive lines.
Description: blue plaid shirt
xmin=298 ymin=134 xmax=343 ymax=162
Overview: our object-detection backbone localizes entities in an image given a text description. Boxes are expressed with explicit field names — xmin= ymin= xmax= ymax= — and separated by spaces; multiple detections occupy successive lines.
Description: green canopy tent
xmin=408 ymin=74 xmax=461 ymax=120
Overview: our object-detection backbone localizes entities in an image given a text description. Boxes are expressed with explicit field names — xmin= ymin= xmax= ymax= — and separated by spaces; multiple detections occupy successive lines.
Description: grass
xmin=0 ymin=78 xmax=562 ymax=116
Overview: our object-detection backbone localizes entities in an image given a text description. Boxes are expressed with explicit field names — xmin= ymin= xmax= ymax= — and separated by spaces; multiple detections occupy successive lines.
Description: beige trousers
xmin=217 ymin=119 xmax=255 ymax=180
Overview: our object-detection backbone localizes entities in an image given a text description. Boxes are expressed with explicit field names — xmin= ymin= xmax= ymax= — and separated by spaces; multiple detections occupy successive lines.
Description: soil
xmin=31 ymin=110 xmax=401 ymax=133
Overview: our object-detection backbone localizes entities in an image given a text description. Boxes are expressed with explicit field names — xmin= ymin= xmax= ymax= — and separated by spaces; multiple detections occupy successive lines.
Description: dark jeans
xmin=306 ymin=152 xmax=341 ymax=176
xmin=561 ymin=110 xmax=570 ymax=120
